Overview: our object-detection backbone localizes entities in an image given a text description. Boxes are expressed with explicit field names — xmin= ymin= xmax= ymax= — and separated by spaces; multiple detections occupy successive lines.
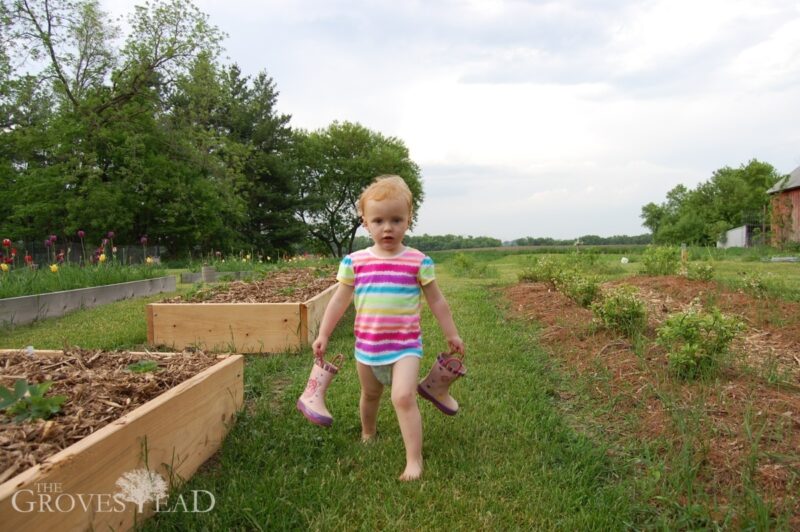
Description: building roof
xmin=767 ymin=165 xmax=800 ymax=194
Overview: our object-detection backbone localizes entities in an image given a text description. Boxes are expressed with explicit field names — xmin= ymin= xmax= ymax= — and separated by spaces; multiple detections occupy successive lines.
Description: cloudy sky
xmin=112 ymin=0 xmax=800 ymax=241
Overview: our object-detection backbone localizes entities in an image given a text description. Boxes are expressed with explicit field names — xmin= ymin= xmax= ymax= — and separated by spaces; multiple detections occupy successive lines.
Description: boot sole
xmin=417 ymin=385 xmax=458 ymax=416
xmin=296 ymin=399 xmax=333 ymax=427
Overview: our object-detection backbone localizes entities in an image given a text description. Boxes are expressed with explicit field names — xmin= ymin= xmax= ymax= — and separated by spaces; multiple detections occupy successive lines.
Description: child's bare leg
xmin=356 ymin=362 xmax=384 ymax=441
xmin=391 ymin=356 xmax=423 ymax=481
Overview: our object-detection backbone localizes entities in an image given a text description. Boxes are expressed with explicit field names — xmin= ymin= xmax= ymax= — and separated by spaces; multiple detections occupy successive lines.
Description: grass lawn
xmin=2 ymin=251 xmax=796 ymax=529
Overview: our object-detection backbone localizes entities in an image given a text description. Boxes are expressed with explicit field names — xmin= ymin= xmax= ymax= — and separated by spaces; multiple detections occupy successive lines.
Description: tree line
xmin=512 ymin=234 xmax=652 ymax=247
xmin=640 ymin=160 xmax=784 ymax=246
xmin=0 ymin=0 xmax=420 ymax=258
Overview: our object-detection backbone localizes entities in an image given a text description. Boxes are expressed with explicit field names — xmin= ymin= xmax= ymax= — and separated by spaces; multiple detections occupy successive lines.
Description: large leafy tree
xmin=293 ymin=121 xmax=423 ymax=257
xmin=641 ymin=160 xmax=783 ymax=245
xmin=0 ymin=0 xmax=239 ymax=252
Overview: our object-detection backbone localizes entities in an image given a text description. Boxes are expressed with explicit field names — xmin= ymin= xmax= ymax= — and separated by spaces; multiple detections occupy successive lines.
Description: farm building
xmin=767 ymin=165 xmax=800 ymax=245
xmin=716 ymin=224 xmax=757 ymax=248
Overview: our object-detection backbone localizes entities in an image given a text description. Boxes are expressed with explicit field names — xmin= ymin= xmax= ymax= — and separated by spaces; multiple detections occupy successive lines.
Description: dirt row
xmin=505 ymin=275 xmax=800 ymax=526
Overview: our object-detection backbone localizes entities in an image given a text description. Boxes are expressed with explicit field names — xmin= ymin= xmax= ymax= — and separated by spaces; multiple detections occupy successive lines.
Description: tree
xmin=640 ymin=160 xmax=782 ymax=245
xmin=293 ymin=122 xmax=422 ymax=257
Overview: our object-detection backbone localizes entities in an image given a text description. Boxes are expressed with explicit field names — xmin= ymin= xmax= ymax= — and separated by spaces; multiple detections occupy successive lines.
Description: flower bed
xmin=0 ymin=276 xmax=176 ymax=326
xmin=148 ymin=268 xmax=338 ymax=353
xmin=0 ymin=348 xmax=243 ymax=530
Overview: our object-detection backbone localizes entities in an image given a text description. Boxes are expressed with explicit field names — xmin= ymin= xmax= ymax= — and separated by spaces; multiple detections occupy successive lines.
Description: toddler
xmin=312 ymin=175 xmax=465 ymax=481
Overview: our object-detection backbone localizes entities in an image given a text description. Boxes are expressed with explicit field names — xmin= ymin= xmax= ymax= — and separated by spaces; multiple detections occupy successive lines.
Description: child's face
xmin=362 ymin=198 xmax=410 ymax=255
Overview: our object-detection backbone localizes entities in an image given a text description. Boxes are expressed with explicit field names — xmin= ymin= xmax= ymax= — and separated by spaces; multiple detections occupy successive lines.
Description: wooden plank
xmin=149 ymin=303 xmax=301 ymax=353
xmin=0 ymin=355 xmax=244 ymax=531
xmin=300 ymin=283 xmax=338 ymax=345
xmin=146 ymin=304 xmax=155 ymax=344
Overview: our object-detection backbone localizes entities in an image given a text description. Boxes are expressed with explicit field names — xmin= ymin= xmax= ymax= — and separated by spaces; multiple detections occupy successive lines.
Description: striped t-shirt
xmin=337 ymin=247 xmax=435 ymax=365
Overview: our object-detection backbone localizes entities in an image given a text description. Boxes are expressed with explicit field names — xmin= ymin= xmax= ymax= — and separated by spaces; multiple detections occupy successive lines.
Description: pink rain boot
xmin=417 ymin=352 xmax=467 ymax=416
xmin=297 ymin=354 xmax=343 ymax=427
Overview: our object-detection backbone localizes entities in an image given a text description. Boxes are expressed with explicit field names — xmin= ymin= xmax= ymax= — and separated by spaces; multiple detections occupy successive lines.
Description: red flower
xmin=24 ymin=254 xmax=33 ymax=264
xmin=2 ymin=239 xmax=9 ymax=247
xmin=10 ymin=248 xmax=16 ymax=257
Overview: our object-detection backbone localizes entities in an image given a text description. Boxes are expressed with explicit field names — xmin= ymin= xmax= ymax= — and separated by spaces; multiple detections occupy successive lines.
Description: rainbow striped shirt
xmin=337 ymin=247 xmax=435 ymax=365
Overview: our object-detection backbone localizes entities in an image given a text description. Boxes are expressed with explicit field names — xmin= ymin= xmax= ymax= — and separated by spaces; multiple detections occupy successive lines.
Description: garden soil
xmin=164 ymin=266 xmax=338 ymax=303
xmin=0 ymin=349 xmax=221 ymax=484
xmin=505 ymin=275 xmax=800 ymax=526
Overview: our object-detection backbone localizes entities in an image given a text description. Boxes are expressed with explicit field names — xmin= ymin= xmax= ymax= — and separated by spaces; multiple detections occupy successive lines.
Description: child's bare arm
xmin=422 ymin=280 xmax=465 ymax=355
xmin=312 ymin=282 xmax=354 ymax=357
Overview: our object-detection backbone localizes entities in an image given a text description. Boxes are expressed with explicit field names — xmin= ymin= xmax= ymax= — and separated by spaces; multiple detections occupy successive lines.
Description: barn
xmin=768 ymin=166 xmax=800 ymax=245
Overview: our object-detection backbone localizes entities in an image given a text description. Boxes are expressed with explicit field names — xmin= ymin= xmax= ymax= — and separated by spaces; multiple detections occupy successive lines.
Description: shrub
xmin=591 ymin=285 xmax=648 ymax=337
xmin=686 ymin=261 xmax=715 ymax=281
xmin=656 ymin=305 xmax=744 ymax=379
xmin=518 ymin=257 xmax=560 ymax=284
xmin=450 ymin=252 xmax=497 ymax=278
xmin=555 ymin=269 xmax=600 ymax=308
xmin=641 ymin=245 xmax=680 ymax=276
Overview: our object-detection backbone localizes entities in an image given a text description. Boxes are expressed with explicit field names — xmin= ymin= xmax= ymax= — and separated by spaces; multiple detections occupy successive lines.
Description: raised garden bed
xmin=148 ymin=267 xmax=338 ymax=353
xmin=0 ymin=348 xmax=243 ymax=530
xmin=0 ymin=276 xmax=176 ymax=327
xmin=179 ymin=268 xmax=259 ymax=284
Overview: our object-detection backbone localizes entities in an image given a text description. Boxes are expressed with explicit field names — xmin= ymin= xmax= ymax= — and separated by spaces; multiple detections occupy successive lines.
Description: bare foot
xmin=398 ymin=460 xmax=423 ymax=481
xmin=361 ymin=432 xmax=377 ymax=443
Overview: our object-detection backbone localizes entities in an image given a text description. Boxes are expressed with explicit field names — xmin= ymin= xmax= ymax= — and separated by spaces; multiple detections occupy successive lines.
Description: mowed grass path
xmin=144 ymin=273 xmax=643 ymax=530
xmin=1 ymin=270 xmax=646 ymax=529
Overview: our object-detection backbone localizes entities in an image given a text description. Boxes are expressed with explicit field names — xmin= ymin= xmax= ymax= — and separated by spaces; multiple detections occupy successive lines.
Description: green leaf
xmin=126 ymin=360 xmax=160 ymax=373
xmin=13 ymin=379 xmax=28 ymax=399
xmin=0 ymin=386 xmax=15 ymax=409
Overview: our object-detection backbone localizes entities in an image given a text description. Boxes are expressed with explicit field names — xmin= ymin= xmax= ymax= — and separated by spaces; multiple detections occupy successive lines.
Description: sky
xmin=105 ymin=0 xmax=800 ymax=241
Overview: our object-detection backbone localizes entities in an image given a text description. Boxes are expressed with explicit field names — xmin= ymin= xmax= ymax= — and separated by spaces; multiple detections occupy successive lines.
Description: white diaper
xmin=371 ymin=364 xmax=393 ymax=386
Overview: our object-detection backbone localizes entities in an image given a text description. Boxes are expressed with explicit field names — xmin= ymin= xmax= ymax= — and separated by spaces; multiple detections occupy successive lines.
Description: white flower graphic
xmin=115 ymin=468 xmax=168 ymax=513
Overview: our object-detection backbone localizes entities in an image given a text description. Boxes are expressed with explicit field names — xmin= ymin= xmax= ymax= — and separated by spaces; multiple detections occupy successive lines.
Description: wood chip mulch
xmin=162 ymin=266 xmax=338 ymax=303
xmin=0 ymin=348 xmax=222 ymax=485
xmin=505 ymin=275 xmax=800 ymax=527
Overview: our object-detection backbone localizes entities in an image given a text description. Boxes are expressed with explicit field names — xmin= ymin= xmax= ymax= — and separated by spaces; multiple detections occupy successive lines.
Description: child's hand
xmin=312 ymin=336 xmax=328 ymax=358
xmin=447 ymin=335 xmax=465 ymax=356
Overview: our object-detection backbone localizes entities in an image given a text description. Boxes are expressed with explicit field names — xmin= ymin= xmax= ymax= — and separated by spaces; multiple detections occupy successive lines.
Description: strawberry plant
xmin=0 ymin=379 xmax=66 ymax=422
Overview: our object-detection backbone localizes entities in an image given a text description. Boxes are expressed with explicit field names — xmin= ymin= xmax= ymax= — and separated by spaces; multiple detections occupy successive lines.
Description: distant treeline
xmin=511 ymin=234 xmax=652 ymax=246
xmin=354 ymin=234 xmax=502 ymax=251
xmin=351 ymin=233 xmax=651 ymax=252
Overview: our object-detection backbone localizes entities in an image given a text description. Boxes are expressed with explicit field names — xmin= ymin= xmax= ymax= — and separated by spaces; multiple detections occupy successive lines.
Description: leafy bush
xmin=686 ymin=261 xmax=715 ymax=281
xmin=656 ymin=306 xmax=744 ymax=379
xmin=518 ymin=257 xmax=561 ymax=283
xmin=555 ymin=269 xmax=600 ymax=308
xmin=450 ymin=253 xmax=497 ymax=278
xmin=591 ymin=285 xmax=648 ymax=337
xmin=0 ymin=379 xmax=66 ymax=422
xmin=563 ymin=250 xmax=599 ymax=269
xmin=641 ymin=246 xmax=680 ymax=276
